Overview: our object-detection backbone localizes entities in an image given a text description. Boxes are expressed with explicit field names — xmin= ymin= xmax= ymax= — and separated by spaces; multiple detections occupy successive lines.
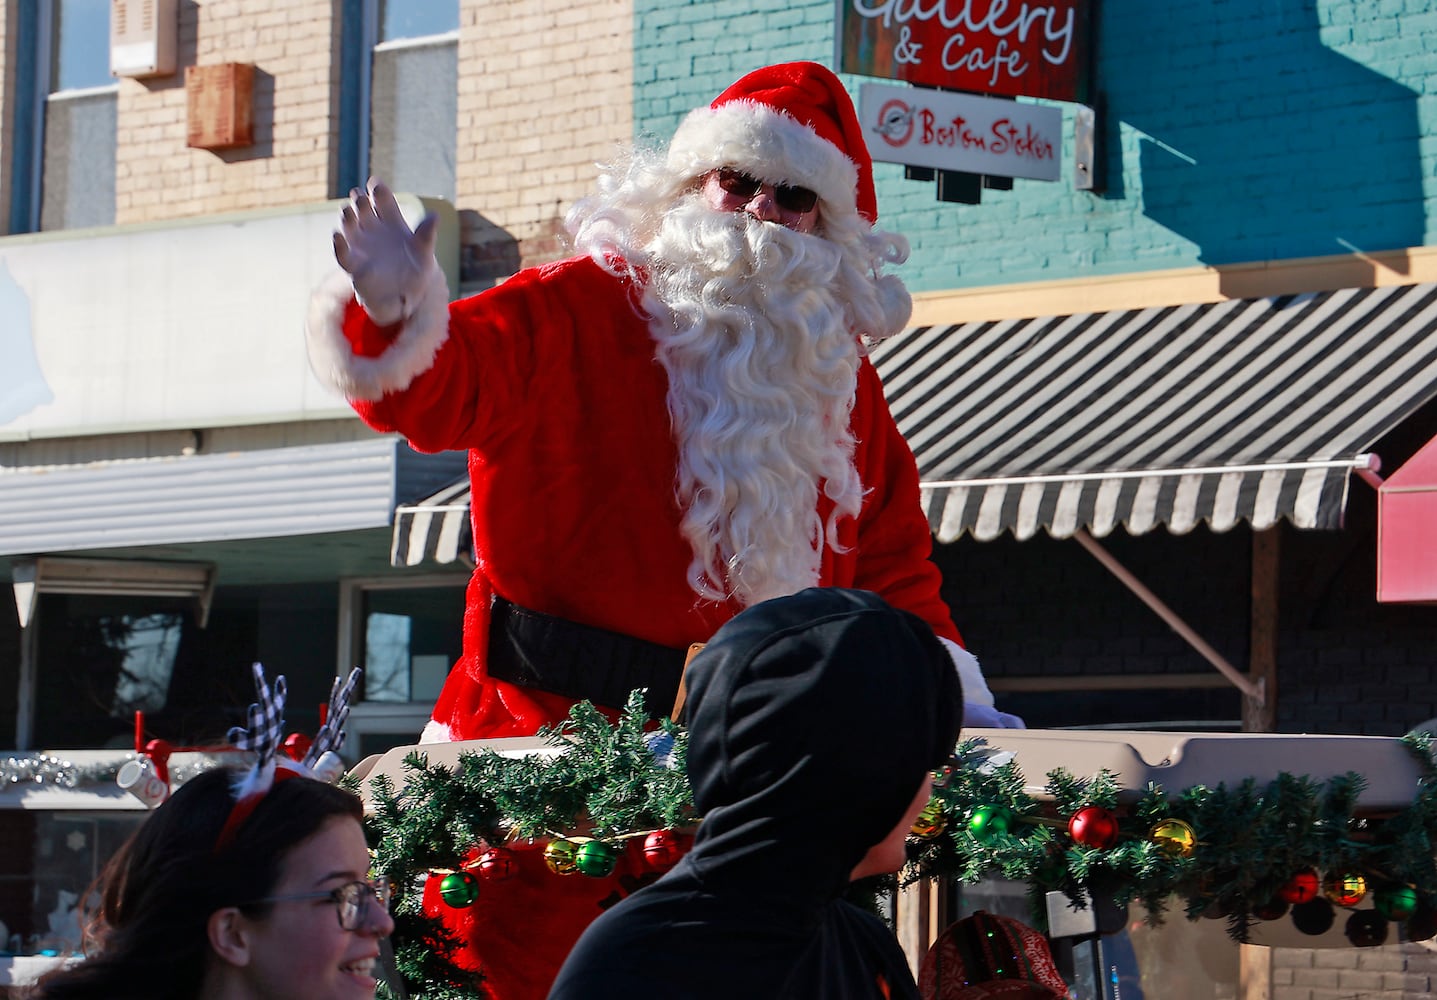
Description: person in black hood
xmin=547 ymin=587 xmax=964 ymax=999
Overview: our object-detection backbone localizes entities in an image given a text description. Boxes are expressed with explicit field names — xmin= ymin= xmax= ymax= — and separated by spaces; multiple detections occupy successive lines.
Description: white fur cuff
xmin=305 ymin=263 xmax=451 ymax=401
xmin=941 ymin=637 xmax=994 ymax=707
xmin=418 ymin=719 xmax=452 ymax=744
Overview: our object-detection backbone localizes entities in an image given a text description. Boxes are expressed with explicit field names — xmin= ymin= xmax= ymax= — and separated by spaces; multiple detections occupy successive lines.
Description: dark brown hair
xmin=27 ymin=767 xmax=364 ymax=1000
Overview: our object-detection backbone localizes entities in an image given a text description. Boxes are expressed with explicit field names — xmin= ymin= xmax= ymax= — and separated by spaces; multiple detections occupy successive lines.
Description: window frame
xmin=336 ymin=572 xmax=467 ymax=761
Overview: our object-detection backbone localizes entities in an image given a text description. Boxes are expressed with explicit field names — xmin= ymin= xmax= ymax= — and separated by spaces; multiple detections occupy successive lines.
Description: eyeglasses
xmin=714 ymin=168 xmax=819 ymax=214
xmin=245 ymin=879 xmax=392 ymax=931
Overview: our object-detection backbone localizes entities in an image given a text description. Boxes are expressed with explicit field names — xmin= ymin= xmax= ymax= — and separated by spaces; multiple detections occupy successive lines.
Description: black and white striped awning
xmin=391 ymin=478 xmax=473 ymax=567
xmin=871 ymin=282 xmax=1437 ymax=542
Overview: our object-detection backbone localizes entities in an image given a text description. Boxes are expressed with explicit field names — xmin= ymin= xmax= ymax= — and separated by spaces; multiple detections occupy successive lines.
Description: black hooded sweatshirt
xmin=548 ymin=587 xmax=964 ymax=1000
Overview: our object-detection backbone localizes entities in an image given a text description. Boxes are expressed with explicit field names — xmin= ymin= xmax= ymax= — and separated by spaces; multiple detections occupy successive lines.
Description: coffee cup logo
xmin=116 ymin=758 xmax=169 ymax=808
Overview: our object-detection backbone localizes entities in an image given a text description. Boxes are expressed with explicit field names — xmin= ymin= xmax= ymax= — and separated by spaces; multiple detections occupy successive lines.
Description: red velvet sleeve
xmin=850 ymin=360 xmax=964 ymax=646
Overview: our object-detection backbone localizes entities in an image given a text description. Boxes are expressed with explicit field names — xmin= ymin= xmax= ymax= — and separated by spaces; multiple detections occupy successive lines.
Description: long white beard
xmin=642 ymin=199 xmax=866 ymax=607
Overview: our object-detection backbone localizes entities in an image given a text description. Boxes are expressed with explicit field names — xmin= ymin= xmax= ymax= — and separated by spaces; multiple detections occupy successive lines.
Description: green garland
xmin=360 ymin=694 xmax=694 ymax=1000
xmin=361 ymin=699 xmax=1437 ymax=999
xmin=910 ymin=735 xmax=1437 ymax=942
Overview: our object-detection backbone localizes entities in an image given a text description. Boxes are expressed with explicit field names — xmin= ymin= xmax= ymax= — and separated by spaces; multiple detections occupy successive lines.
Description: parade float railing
xmin=347 ymin=693 xmax=1437 ymax=998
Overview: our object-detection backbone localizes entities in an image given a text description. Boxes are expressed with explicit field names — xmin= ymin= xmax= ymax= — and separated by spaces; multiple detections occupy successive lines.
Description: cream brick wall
xmin=116 ymin=0 xmax=339 ymax=224
xmin=2 ymin=0 xmax=634 ymax=269
xmin=456 ymin=0 xmax=633 ymax=274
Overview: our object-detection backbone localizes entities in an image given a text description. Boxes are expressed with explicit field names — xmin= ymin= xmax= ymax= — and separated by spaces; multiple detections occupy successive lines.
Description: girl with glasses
xmin=29 ymin=667 xmax=391 ymax=1000
xmin=28 ymin=767 xmax=392 ymax=1000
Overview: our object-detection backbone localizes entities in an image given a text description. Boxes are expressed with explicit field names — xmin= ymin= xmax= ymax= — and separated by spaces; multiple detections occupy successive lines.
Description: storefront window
xmin=0 ymin=810 xmax=144 ymax=956
xmin=360 ymin=585 xmax=463 ymax=704
xmin=341 ymin=577 xmax=465 ymax=760
xmin=34 ymin=594 xmax=193 ymax=749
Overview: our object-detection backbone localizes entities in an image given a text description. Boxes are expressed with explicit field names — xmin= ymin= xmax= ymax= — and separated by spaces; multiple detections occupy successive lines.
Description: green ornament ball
xmin=575 ymin=839 xmax=619 ymax=878
xmin=438 ymin=870 xmax=479 ymax=908
xmin=967 ymin=805 xmax=1012 ymax=843
xmin=1375 ymin=885 xmax=1419 ymax=921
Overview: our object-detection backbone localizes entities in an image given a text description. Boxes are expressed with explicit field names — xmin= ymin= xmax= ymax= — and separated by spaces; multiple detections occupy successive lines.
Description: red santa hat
xmin=667 ymin=61 xmax=879 ymax=225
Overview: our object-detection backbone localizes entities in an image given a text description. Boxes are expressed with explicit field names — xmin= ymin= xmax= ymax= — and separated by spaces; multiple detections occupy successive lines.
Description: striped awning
xmin=871 ymin=282 xmax=1437 ymax=542
xmin=391 ymin=477 xmax=473 ymax=567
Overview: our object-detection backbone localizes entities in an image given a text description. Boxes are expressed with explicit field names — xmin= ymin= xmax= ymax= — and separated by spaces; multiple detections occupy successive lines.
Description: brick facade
xmin=456 ymin=0 xmax=632 ymax=278
xmin=115 ymin=0 xmax=339 ymax=223
xmin=635 ymin=0 xmax=1437 ymax=295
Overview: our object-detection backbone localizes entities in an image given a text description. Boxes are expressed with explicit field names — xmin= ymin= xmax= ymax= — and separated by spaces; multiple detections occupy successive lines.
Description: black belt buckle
xmin=486 ymin=596 xmax=687 ymax=718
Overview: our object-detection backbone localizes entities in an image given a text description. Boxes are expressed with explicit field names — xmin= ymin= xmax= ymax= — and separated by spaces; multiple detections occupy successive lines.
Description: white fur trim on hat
xmin=668 ymin=101 xmax=861 ymax=226
xmin=304 ymin=263 xmax=451 ymax=402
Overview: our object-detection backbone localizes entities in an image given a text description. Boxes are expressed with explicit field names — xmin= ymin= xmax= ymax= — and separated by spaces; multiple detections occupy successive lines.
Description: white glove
xmin=332 ymin=178 xmax=440 ymax=327
xmin=962 ymin=702 xmax=1026 ymax=729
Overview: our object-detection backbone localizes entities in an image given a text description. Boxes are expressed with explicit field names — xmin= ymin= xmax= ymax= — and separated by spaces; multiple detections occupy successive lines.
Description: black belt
xmin=486 ymin=595 xmax=689 ymax=718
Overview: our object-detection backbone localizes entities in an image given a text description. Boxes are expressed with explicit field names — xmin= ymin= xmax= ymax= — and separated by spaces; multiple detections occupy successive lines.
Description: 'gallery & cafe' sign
xmin=836 ymin=0 xmax=1091 ymax=102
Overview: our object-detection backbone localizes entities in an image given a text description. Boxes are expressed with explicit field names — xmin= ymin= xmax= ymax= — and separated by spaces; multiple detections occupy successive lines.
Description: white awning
xmin=0 ymin=438 xmax=466 ymax=555
xmin=391 ymin=477 xmax=472 ymax=567
xmin=872 ymin=282 xmax=1437 ymax=541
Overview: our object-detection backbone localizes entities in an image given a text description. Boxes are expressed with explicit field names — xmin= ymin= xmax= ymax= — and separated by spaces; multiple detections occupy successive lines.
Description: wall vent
xmin=110 ymin=0 xmax=177 ymax=78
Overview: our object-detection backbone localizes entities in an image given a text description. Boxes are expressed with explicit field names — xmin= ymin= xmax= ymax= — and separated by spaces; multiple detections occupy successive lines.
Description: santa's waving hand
xmin=333 ymin=179 xmax=440 ymax=327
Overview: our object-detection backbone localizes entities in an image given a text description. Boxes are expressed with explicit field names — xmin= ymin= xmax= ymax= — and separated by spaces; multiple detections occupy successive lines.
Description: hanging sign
xmin=837 ymin=0 xmax=1090 ymax=102
xmin=859 ymin=83 xmax=1062 ymax=181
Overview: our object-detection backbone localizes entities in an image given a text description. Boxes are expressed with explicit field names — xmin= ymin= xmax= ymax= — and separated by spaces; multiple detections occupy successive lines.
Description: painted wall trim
xmin=910 ymin=246 xmax=1437 ymax=325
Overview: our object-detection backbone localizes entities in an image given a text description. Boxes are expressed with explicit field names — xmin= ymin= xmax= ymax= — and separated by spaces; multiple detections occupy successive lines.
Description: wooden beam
xmin=1239 ymin=943 xmax=1272 ymax=1000
xmin=990 ymin=673 xmax=1234 ymax=693
xmin=1244 ymin=529 xmax=1280 ymax=732
xmin=1073 ymin=530 xmax=1264 ymax=703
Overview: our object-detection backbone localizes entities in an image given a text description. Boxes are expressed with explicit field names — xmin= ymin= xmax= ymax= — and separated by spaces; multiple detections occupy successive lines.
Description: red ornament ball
xmin=475 ymin=847 xmax=516 ymax=882
xmin=1067 ymin=806 xmax=1119 ymax=850
xmin=1278 ymin=869 xmax=1320 ymax=905
xmin=642 ymin=831 xmax=684 ymax=872
xmin=1252 ymin=898 xmax=1290 ymax=922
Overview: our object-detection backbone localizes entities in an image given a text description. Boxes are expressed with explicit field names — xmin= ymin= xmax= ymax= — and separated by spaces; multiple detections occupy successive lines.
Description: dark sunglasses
xmin=715 ymin=168 xmax=819 ymax=214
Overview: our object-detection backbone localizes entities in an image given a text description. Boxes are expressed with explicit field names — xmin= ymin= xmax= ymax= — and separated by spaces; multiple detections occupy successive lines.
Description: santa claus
xmin=307 ymin=60 xmax=1019 ymax=999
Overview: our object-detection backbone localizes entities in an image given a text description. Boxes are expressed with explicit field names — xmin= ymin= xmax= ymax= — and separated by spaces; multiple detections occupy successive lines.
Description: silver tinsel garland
xmin=0 ymin=754 xmax=225 ymax=789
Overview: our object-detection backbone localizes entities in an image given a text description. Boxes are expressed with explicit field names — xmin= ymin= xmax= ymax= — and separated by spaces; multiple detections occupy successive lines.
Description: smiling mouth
xmin=340 ymin=956 xmax=376 ymax=977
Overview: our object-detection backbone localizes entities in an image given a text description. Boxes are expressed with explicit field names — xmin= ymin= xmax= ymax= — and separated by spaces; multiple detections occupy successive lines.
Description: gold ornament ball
xmin=910 ymin=798 xmax=948 ymax=839
xmin=1149 ymin=818 xmax=1197 ymax=858
xmin=543 ymin=838 xmax=581 ymax=875
xmin=1324 ymin=872 xmax=1368 ymax=908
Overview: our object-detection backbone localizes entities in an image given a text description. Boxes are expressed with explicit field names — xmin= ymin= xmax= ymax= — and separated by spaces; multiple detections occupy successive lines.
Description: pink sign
xmin=837 ymin=0 xmax=1091 ymax=102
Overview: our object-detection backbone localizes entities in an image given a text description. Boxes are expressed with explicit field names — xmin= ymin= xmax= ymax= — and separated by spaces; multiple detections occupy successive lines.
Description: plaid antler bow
xmin=228 ymin=662 xmax=288 ymax=801
xmin=304 ymin=667 xmax=361 ymax=768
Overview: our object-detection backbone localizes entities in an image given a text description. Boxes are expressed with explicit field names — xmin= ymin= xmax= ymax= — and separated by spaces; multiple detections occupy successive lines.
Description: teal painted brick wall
xmin=634 ymin=0 xmax=1437 ymax=294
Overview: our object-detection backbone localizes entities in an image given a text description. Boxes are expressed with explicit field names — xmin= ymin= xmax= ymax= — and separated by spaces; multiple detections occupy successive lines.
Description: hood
xmin=681 ymin=588 xmax=963 ymax=902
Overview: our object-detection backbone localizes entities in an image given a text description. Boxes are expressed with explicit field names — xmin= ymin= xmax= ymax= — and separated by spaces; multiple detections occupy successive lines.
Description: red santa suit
xmin=306 ymin=60 xmax=998 ymax=1000
xmin=311 ymin=251 xmax=961 ymax=739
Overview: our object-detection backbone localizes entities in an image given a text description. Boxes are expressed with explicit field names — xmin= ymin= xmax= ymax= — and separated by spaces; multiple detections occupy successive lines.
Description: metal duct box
xmin=185 ymin=63 xmax=255 ymax=150
xmin=110 ymin=0 xmax=177 ymax=78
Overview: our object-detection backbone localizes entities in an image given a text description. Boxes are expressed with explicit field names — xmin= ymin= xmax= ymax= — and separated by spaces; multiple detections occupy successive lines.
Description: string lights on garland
xmin=360 ymin=698 xmax=1437 ymax=999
